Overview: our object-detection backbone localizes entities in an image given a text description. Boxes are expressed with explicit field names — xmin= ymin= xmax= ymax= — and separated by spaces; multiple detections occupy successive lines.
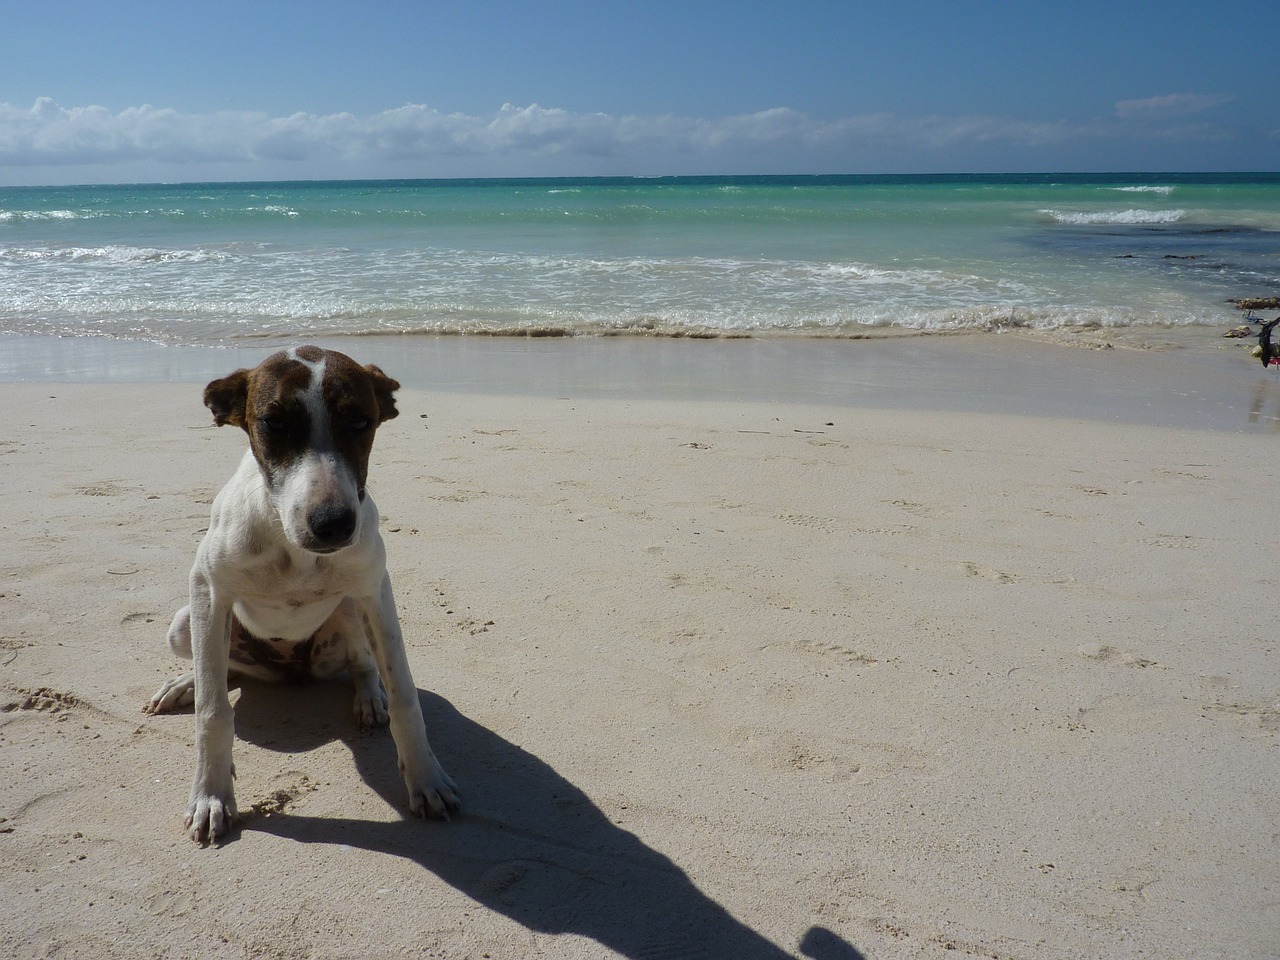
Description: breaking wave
xmin=1040 ymin=208 xmax=1187 ymax=225
xmin=0 ymin=209 xmax=105 ymax=222
xmin=0 ymin=244 xmax=233 ymax=265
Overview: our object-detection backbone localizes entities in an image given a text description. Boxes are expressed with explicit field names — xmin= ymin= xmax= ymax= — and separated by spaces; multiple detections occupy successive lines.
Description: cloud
xmin=0 ymin=96 xmax=1252 ymax=180
xmin=0 ymin=98 xmax=261 ymax=166
xmin=1114 ymin=93 xmax=1233 ymax=119
xmin=0 ymin=98 xmax=1090 ymax=168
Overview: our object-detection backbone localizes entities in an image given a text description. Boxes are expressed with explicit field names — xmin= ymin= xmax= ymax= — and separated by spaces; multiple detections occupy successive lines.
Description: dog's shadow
xmin=230 ymin=682 xmax=866 ymax=960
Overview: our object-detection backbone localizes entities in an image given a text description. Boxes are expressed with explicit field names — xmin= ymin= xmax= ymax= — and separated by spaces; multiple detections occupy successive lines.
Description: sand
xmin=1 ymin=338 xmax=1278 ymax=959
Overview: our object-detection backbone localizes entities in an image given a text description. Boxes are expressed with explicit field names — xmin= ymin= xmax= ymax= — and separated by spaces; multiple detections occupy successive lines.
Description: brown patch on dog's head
xmin=203 ymin=351 xmax=311 ymax=436
xmin=205 ymin=348 xmax=402 ymax=501
xmin=239 ymin=352 xmax=322 ymax=482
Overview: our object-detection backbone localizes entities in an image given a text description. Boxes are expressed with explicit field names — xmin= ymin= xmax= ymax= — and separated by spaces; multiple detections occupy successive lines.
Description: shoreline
xmin=2 ymin=325 xmax=1278 ymax=432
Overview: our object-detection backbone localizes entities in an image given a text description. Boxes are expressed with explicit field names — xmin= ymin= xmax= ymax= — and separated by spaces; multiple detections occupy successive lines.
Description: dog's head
xmin=204 ymin=345 xmax=400 ymax=554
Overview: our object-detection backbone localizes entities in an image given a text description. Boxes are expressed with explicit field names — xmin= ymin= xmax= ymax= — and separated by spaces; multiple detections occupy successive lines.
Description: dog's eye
xmin=260 ymin=415 xmax=288 ymax=433
xmin=349 ymin=415 xmax=372 ymax=432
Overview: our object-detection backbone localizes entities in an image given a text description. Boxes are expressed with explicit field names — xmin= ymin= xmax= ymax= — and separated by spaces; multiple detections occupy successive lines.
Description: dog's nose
xmin=307 ymin=503 xmax=357 ymax=548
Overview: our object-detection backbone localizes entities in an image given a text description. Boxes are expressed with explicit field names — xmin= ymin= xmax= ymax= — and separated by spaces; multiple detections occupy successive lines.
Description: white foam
xmin=1111 ymin=185 xmax=1176 ymax=195
xmin=1040 ymin=208 xmax=1186 ymax=225
xmin=0 ymin=245 xmax=229 ymax=265
xmin=0 ymin=209 xmax=102 ymax=223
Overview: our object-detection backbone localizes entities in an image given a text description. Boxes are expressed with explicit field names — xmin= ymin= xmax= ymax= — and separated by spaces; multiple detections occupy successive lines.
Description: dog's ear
xmin=365 ymin=364 xmax=401 ymax=423
xmin=203 ymin=370 xmax=251 ymax=428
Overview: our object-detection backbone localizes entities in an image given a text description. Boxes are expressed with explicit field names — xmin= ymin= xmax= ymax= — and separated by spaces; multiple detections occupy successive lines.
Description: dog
xmin=144 ymin=345 xmax=460 ymax=843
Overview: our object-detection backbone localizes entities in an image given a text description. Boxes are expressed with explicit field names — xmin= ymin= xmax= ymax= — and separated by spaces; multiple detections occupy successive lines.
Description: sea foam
xmin=0 ymin=245 xmax=230 ymax=265
xmin=0 ymin=209 xmax=104 ymax=222
xmin=1039 ymin=208 xmax=1186 ymax=225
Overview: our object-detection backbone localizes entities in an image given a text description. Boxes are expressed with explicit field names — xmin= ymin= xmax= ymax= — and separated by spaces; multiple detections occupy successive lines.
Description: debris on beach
xmin=1257 ymin=318 xmax=1280 ymax=367
xmin=1229 ymin=297 xmax=1280 ymax=311
xmin=1223 ymin=326 xmax=1255 ymax=338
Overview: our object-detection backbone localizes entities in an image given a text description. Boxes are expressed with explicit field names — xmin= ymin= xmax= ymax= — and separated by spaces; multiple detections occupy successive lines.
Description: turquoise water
xmin=1 ymin=174 xmax=1277 ymax=344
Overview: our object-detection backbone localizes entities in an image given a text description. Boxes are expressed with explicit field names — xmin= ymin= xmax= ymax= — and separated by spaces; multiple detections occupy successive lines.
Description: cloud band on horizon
xmin=0 ymin=96 xmax=1257 ymax=181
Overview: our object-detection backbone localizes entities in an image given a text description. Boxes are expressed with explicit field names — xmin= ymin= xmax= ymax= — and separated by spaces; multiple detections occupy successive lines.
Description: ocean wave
xmin=0 ymin=240 xmax=1228 ymax=343
xmin=0 ymin=209 xmax=104 ymax=223
xmin=225 ymin=303 xmax=1219 ymax=339
xmin=0 ymin=296 xmax=1220 ymax=345
xmin=1040 ymin=208 xmax=1186 ymax=225
xmin=0 ymin=244 xmax=232 ymax=265
xmin=1110 ymin=185 xmax=1176 ymax=195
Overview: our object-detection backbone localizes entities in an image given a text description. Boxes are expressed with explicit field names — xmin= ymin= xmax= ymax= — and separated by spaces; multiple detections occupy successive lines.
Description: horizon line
xmin=5 ymin=170 xmax=1280 ymax=191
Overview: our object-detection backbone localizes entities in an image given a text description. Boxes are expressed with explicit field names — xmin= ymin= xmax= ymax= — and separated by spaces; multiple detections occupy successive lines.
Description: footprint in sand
xmin=1201 ymin=700 xmax=1280 ymax=734
xmin=144 ymin=886 xmax=199 ymax=918
xmin=75 ymin=481 xmax=131 ymax=497
xmin=745 ymin=731 xmax=865 ymax=782
xmin=888 ymin=499 xmax=946 ymax=519
xmin=3 ymin=687 xmax=82 ymax=714
xmin=777 ymin=514 xmax=836 ymax=533
xmin=477 ymin=860 xmax=533 ymax=897
xmin=1112 ymin=866 xmax=1160 ymax=898
xmin=961 ymin=562 xmax=1018 ymax=584
xmin=247 ymin=771 xmax=318 ymax=819
xmin=786 ymin=745 xmax=862 ymax=780
xmin=1076 ymin=644 xmax=1158 ymax=668
xmin=1073 ymin=485 xmax=1111 ymax=497
xmin=1144 ymin=533 xmax=1201 ymax=550
xmin=795 ymin=638 xmax=879 ymax=664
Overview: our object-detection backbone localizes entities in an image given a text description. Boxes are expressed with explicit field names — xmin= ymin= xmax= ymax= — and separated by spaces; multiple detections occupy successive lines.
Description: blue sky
xmin=2 ymin=0 xmax=1276 ymax=185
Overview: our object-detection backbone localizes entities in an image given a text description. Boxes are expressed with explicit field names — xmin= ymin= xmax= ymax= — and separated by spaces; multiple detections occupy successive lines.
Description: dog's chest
xmin=229 ymin=549 xmax=354 ymax=638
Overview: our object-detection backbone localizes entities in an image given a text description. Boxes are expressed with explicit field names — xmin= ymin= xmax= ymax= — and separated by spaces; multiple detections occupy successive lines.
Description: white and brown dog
xmin=145 ymin=345 xmax=460 ymax=843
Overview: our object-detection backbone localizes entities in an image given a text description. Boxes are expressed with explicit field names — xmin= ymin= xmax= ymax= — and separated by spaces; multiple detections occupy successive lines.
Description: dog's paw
xmin=350 ymin=672 xmax=388 ymax=729
xmin=184 ymin=790 xmax=238 ymax=845
xmin=405 ymin=757 xmax=461 ymax=820
xmin=144 ymin=673 xmax=195 ymax=714
xmin=353 ymin=688 xmax=389 ymax=729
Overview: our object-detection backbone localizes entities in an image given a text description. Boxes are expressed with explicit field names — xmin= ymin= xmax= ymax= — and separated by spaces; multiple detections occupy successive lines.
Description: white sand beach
xmin=1 ymin=334 xmax=1277 ymax=959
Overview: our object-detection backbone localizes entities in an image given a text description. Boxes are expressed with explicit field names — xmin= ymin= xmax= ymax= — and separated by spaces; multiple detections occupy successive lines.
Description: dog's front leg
xmin=185 ymin=572 xmax=238 ymax=843
xmin=358 ymin=575 xmax=460 ymax=819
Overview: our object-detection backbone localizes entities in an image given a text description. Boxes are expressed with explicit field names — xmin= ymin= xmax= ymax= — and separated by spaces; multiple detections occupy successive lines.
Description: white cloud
xmin=0 ymin=98 xmax=1084 ymax=168
xmin=1114 ymin=93 xmax=1233 ymax=119
xmin=0 ymin=96 xmax=1253 ymax=181
xmin=0 ymin=98 xmax=258 ymax=165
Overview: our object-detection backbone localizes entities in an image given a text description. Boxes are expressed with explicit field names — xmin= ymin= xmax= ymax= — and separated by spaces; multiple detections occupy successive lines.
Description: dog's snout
xmin=307 ymin=503 xmax=357 ymax=549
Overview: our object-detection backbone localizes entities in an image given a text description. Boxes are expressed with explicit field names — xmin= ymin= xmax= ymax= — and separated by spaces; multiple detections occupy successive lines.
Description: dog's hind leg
xmin=167 ymin=605 xmax=193 ymax=658
xmin=146 ymin=607 xmax=278 ymax=713
xmin=334 ymin=599 xmax=389 ymax=729
xmin=146 ymin=671 xmax=196 ymax=713
xmin=349 ymin=644 xmax=390 ymax=730
xmin=303 ymin=599 xmax=388 ymax=729
xmin=144 ymin=606 xmax=197 ymax=714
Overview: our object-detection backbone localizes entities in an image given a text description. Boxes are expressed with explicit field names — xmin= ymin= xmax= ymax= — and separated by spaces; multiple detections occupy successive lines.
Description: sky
xmin=1 ymin=0 xmax=1277 ymax=185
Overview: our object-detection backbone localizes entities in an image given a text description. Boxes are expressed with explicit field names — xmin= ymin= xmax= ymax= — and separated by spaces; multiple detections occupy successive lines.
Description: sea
xmin=2 ymin=173 xmax=1278 ymax=347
